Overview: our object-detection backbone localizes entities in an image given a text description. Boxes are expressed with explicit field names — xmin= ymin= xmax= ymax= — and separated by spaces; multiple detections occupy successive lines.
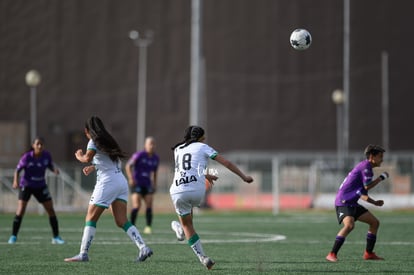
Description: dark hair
xmin=27 ymin=136 xmax=45 ymax=152
xmin=171 ymin=126 xmax=205 ymax=150
xmin=85 ymin=116 xmax=126 ymax=161
xmin=364 ymin=144 xmax=385 ymax=158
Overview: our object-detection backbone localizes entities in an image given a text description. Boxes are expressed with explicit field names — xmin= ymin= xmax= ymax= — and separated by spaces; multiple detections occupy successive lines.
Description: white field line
xmin=0 ymin=228 xmax=286 ymax=245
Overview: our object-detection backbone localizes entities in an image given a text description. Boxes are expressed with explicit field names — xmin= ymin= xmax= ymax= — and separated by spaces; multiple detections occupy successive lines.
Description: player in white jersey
xmin=170 ymin=126 xmax=253 ymax=270
xmin=65 ymin=116 xmax=152 ymax=263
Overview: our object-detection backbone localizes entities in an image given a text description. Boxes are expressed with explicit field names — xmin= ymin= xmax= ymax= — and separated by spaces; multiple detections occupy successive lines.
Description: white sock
xmin=80 ymin=225 xmax=96 ymax=255
xmin=126 ymin=225 xmax=146 ymax=250
xmin=190 ymin=239 xmax=206 ymax=260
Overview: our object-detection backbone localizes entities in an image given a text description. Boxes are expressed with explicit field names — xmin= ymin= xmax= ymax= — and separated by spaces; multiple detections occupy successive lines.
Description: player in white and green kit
xmin=65 ymin=116 xmax=152 ymax=263
xmin=170 ymin=126 xmax=253 ymax=270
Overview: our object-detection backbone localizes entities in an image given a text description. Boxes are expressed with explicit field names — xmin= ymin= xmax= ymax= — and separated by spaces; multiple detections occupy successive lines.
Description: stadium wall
xmin=0 ymin=0 xmax=413 ymax=165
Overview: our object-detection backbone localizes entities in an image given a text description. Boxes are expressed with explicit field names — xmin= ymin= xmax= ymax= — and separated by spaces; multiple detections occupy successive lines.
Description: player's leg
xmin=143 ymin=193 xmax=154 ymax=234
xmin=130 ymin=191 xmax=140 ymax=225
xmin=64 ymin=204 xmax=105 ymax=262
xmin=9 ymin=188 xmax=31 ymax=243
xmin=327 ymin=207 xmax=356 ymax=262
xmin=357 ymin=211 xmax=383 ymax=260
xmin=111 ymin=199 xmax=152 ymax=262
xmin=179 ymin=213 xmax=214 ymax=270
xmin=42 ymin=200 xmax=64 ymax=244
xmin=174 ymin=191 xmax=214 ymax=270
xmin=37 ymin=187 xmax=64 ymax=244
xmin=9 ymin=199 xmax=28 ymax=243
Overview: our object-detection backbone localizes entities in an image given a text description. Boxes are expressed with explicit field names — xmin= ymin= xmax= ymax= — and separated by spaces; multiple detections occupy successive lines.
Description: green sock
xmin=188 ymin=234 xmax=205 ymax=259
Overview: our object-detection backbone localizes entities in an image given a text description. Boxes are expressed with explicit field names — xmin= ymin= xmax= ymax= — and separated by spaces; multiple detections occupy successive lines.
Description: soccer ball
xmin=290 ymin=29 xmax=312 ymax=50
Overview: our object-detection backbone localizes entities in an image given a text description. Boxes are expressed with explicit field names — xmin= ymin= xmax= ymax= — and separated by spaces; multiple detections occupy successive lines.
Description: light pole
xmin=332 ymin=89 xmax=345 ymax=168
xmin=343 ymin=0 xmax=350 ymax=157
xmin=25 ymin=70 xmax=41 ymax=143
xmin=129 ymin=30 xmax=153 ymax=151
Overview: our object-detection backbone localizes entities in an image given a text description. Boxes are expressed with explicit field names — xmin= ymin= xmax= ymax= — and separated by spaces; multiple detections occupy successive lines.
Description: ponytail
xmin=171 ymin=126 xmax=205 ymax=150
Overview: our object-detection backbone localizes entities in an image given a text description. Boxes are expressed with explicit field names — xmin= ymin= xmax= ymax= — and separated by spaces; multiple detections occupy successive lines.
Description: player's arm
xmin=205 ymin=174 xmax=218 ymax=186
xmin=213 ymin=154 xmax=253 ymax=183
xmin=83 ymin=165 xmax=96 ymax=176
xmin=360 ymin=194 xmax=384 ymax=207
xmin=152 ymin=170 xmax=158 ymax=192
xmin=364 ymin=172 xmax=389 ymax=191
xmin=47 ymin=157 xmax=59 ymax=175
xmin=13 ymin=156 xmax=26 ymax=189
xmin=12 ymin=169 xmax=22 ymax=189
xmin=125 ymin=160 xmax=135 ymax=187
xmin=75 ymin=149 xmax=95 ymax=163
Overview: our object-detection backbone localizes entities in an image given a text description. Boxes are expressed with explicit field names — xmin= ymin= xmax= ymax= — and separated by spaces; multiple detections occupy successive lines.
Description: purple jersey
xmin=335 ymin=160 xmax=373 ymax=206
xmin=127 ymin=151 xmax=159 ymax=187
xmin=16 ymin=150 xmax=55 ymax=188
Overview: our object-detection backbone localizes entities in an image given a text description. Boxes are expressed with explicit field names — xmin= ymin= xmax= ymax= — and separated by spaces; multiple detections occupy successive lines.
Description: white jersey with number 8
xmin=170 ymin=142 xmax=218 ymax=195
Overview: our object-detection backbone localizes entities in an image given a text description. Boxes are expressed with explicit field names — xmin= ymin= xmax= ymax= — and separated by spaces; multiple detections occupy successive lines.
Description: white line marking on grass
xmin=0 ymin=230 xmax=286 ymax=245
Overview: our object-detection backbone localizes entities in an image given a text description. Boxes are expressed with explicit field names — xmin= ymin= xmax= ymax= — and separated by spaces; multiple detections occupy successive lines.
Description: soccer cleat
xmin=171 ymin=221 xmax=185 ymax=241
xmin=143 ymin=226 xmax=152 ymax=234
xmin=136 ymin=246 xmax=153 ymax=262
xmin=326 ymin=252 xmax=338 ymax=262
xmin=8 ymin=235 xmax=17 ymax=244
xmin=200 ymin=256 xmax=215 ymax=270
xmin=52 ymin=236 xmax=65 ymax=244
xmin=64 ymin=253 xmax=89 ymax=262
xmin=363 ymin=251 xmax=384 ymax=260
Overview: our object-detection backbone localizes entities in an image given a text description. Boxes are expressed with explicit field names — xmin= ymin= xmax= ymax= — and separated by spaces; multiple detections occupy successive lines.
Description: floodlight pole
xmin=343 ymin=0 xmax=350 ymax=159
xmin=25 ymin=70 xmax=41 ymax=143
xmin=381 ymin=51 xmax=389 ymax=150
xmin=129 ymin=30 xmax=153 ymax=151
xmin=332 ymin=89 xmax=345 ymax=168
xmin=190 ymin=0 xmax=206 ymax=127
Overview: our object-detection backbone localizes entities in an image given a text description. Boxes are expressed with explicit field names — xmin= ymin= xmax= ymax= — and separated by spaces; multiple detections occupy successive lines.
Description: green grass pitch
xmin=0 ymin=210 xmax=413 ymax=274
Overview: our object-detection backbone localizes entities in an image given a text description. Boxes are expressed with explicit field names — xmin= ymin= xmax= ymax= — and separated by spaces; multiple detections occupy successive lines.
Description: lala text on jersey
xmin=175 ymin=171 xmax=197 ymax=186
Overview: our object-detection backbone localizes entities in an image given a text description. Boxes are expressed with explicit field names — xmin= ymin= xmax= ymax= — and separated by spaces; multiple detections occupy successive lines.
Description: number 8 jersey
xmin=170 ymin=142 xmax=218 ymax=195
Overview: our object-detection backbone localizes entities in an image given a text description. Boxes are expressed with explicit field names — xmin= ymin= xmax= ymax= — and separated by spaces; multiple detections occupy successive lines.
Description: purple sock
xmin=366 ymin=232 xmax=377 ymax=253
xmin=331 ymin=235 xmax=345 ymax=254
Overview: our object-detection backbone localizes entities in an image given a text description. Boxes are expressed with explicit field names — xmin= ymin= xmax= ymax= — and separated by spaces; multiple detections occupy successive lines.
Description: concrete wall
xmin=1 ymin=0 xmax=413 ymax=163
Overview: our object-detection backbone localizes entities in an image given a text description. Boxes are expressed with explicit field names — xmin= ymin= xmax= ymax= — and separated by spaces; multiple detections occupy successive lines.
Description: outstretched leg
xmin=326 ymin=216 xmax=355 ymax=262
xmin=111 ymin=200 xmax=152 ymax=262
xmin=179 ymin=214 xmax=214 ymax=270
xmin=64 ymin=204 xmax=105 ymax=262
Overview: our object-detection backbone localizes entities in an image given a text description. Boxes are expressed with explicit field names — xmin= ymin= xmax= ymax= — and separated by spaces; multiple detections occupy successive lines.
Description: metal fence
xmin=1 ymin=151 xmax=414 ymax=214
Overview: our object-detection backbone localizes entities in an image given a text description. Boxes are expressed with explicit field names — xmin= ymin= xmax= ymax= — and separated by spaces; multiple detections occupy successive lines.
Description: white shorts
xmin=90 ymin=173 xmax=129 ymax=208
xmin=170 ymin=189 xmax=205 ymax=216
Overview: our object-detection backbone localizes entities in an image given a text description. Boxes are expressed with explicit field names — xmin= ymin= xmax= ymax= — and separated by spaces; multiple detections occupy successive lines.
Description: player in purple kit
xmin=8 ymin=137 xmax=64 ymax=244
xmin=326 ymin=144 xmax=389 ymax=262
xmin=125 ymin=137 xmax=159 ymax=234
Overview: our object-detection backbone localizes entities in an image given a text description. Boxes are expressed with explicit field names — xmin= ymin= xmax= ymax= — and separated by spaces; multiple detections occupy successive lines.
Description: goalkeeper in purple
xmin=8 ymin=137 xmax=64 ymax=244
xmin=326 ymin=145 xmax=389 ymax=262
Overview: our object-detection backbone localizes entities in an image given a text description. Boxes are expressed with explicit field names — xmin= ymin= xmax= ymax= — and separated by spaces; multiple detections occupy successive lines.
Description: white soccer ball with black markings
xmin=290 ymin=29 xmax=312 ymax=50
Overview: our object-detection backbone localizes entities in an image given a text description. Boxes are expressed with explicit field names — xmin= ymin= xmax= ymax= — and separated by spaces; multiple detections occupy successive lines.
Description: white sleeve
xmin=87 ymin=139 xmax=97 ymax=151
xmin=203 ymin=144 xmax=218 ymax=159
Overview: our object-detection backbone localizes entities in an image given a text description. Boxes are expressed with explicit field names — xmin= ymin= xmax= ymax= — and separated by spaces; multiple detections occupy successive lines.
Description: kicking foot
xmin=363 ymin=251 xmax=384 ymax=260
xmin=64 ymin=253 xmax=89 ymax=262
xmin=137 ymin=246 xmax=153 ymax=262
xmin=326 ymin=252 xmax=338 ymax=262
xmin=200 ymin=256 xmax=215 ymax=270
xmin=171 ymin=221 xmax=185 ymax=241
